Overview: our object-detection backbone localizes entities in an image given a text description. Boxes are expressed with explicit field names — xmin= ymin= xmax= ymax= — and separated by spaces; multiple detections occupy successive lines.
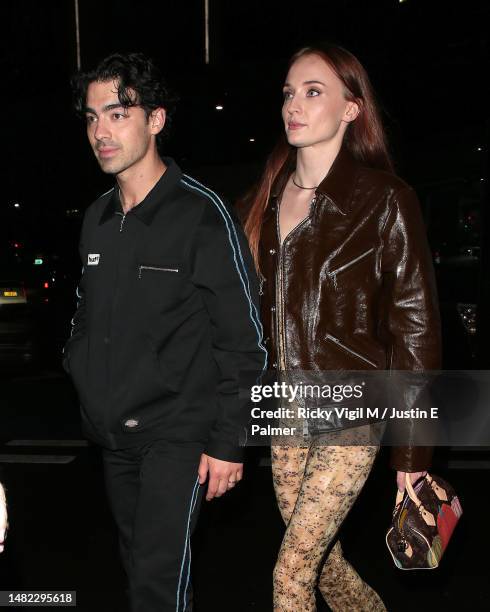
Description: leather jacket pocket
xmin=328 ymin=247 xmax=375 ymax=278
xmin=325 ymin=333 xmax=378 ymax=368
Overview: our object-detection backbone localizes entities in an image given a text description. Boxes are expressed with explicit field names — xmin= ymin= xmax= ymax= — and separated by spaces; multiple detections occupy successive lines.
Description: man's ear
xmin=150 ymin=107 xmax=166 ymax=135
xmin=343 ymin=100 xmax=360 ymax=123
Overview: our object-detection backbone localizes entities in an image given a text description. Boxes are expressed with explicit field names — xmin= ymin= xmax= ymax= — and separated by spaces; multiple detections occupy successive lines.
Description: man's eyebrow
xmin=283 ymin=80 xmax=326 ymax=88
xmin=83 ymin=103 xmax=127 ymax=114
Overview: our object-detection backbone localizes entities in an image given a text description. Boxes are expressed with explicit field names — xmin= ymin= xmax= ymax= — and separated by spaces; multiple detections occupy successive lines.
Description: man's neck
xmin=117 ymin=153 xmax=167 ymax=214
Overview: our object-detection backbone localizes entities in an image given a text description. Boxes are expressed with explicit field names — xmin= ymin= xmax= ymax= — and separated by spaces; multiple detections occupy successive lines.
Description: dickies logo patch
xmin=87 ymin=254 xmax=100 ymax=266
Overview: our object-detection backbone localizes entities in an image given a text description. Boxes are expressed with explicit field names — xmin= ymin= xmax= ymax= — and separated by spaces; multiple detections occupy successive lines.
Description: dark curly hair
xmin=71 ymin=52 xmax=179 ymax=146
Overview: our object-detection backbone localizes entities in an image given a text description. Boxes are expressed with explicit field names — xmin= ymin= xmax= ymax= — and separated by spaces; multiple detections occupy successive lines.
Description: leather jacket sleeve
xmin=381 ymin=186 xmax=442 ymax=472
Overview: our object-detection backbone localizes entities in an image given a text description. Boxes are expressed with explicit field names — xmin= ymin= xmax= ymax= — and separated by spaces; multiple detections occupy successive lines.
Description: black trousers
xmin=102 ymin=440 xmax=204 ymax=612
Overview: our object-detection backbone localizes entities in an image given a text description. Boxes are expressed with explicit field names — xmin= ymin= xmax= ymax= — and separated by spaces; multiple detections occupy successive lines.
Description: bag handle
xmin=394 ymin=474 xmax=428 ymax=508
xmin=425 ymin=473 xmax=448 ymax=501
xmin=404 ymin=473 xmax=436 ymax=526
xmin=394 ymin=473 xmax=447 ymax=512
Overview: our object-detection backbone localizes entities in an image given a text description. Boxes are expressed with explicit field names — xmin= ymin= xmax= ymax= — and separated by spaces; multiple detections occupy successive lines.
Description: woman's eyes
xmin=283 ymin=88 xmax=321 ymax=99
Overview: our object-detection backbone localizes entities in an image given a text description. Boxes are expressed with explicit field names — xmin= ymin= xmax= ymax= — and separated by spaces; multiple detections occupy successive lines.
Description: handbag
xmin=386 ymin=472 xmax=462 ymax=569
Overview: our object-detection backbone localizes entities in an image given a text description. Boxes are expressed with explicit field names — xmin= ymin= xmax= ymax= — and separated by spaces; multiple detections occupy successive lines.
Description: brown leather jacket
xmin=258 ymin=147 xmax=441 ymax=472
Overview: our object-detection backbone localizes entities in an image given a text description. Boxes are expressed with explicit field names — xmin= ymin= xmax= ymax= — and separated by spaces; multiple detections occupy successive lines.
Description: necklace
xmin=292 ymin=174 xmax=317 ymax=190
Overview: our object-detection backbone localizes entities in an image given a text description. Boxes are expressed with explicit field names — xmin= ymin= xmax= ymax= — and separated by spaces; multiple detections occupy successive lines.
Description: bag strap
xmin=395 ymin=489 xmax=404 ymax=507
xmin=405 ymin=473 xmax=436 ymax=526
xmin=425 ymin=473 xmax=448 ymax=501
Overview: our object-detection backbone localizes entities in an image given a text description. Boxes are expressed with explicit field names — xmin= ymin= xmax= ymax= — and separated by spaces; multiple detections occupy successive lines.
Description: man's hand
xmin=0 ymin=483 xmax=7 ymax=553
xmin=396 ymin=470 xmax=427 ymax=493
xmin=198 ymin=454 xmax=243 ymax=501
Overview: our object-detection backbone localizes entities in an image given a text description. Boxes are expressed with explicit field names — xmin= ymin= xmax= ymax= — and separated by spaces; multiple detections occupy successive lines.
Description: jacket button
xmin=103 ymin=337 xmax=110 ymax=344
xmin=269 ymin=248 xmax=276 ymax=255
xmin=272 ymin=362 xmax=278 ymax=369
xmin=271 ymin=306 xmax=276 ymax=312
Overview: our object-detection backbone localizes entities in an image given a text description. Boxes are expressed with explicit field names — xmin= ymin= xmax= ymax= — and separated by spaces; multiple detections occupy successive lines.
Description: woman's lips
xmin=288 ymin=122 xmax=305 ymax=130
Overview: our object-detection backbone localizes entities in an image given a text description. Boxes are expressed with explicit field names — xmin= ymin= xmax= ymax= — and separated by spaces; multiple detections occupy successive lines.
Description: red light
xmin=43 ymin=282 xmax=49 ymax=289
xmin=14 ymin=242 xmax=21 ymax=248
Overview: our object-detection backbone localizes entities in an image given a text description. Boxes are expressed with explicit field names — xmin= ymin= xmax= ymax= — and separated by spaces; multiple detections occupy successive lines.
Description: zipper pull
xmin=258 ymin=273 xmax=265 ymax=296
xmin=119 ymin=214 xmax=126 ymax=232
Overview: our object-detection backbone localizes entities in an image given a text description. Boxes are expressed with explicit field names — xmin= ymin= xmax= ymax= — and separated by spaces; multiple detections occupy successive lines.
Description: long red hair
xmin=243 ymin=43 xmax=395 ymax=268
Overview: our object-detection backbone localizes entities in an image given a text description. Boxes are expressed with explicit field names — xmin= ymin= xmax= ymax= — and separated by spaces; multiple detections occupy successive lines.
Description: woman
xmin=243 ymin=44 xmax=441 ymax=611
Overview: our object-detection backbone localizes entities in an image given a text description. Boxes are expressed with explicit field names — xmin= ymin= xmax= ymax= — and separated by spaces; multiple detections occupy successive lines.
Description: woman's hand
xmin=396 ymin=471 xmax=427 ymax=492
xmin=0 ymin=483 xmax=7 ymax=553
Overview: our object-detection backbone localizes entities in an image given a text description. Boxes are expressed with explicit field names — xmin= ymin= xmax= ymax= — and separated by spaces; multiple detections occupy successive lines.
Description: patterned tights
xmin=271 ymin=443 xmax=387 ymax=612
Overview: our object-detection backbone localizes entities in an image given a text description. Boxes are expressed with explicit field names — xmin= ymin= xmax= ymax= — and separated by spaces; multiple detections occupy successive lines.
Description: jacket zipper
xmin=275 ymin=210 xmax=286 ymax=371
xmin=116 ymin=211 xmax=126 ymax=232
xmin=275 ymin=196 xmax=316 ymax=370
xmin=328 ymin=247 xmax=375 ymax=277
xmin=258 ymin=271 xmax=266 ymax=296
xmin=107 ymin=211 xmax=127 ymax=411
xmin=325 ymin=333 xmax=377 ymax=368
xmin=138 ymin=265 xmax=179 ymax=279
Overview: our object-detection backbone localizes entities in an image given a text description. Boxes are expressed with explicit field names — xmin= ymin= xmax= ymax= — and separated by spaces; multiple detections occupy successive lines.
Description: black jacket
xmin=64 ymin=159 xmax=266 ymax=461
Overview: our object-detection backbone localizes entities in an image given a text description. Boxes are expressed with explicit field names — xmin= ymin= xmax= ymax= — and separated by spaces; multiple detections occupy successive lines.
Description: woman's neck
xmin=294 ymin=140 xmax=343 ymax=188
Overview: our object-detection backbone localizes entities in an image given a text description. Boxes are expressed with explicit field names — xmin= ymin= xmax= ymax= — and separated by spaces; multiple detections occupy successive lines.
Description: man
xmin=64 ymin=52 xmax=266 ymax=612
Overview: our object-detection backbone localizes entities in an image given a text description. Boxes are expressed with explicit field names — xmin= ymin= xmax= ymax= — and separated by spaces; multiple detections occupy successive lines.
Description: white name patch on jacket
xmin=87 ymin=254 xmax=100 ymax=266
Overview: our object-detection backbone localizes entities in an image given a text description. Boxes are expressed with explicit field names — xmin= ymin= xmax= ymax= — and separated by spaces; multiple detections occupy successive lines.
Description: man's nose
xmin=94 ymin=117 xmax=111 ymax=141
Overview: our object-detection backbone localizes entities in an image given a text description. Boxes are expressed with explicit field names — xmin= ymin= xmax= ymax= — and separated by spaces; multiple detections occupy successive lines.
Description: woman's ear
xmin=343 ymin=100 xmax=360 ymax=123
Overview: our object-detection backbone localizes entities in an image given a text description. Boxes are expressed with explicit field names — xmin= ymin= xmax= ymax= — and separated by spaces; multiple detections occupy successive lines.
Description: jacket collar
xmin=315 ymin=146 xmax=362 ymax=215
xmin=270 ymin=145 xmax=362 ymax=215
xmin=99 ymin=157 xmax=182 ymax=226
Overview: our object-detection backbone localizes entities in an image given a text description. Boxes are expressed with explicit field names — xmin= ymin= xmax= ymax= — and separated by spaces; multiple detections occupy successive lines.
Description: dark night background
xmin=1 ymin=0 xmax=488 ymax=365
xmin=0 ymin=1 xmax=489 ymax=611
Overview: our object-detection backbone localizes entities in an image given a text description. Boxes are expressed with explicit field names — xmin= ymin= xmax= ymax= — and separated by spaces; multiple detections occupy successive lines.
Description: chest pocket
xmin=137 ymin=261 xmax=184 ymax=311
xmin=328 ymin=247 xmax=375 ymax=277
xmin=327 ymin=247 xmax=376 ymax=290
xmin=138 ymin=264 xmax=180 ymax=278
